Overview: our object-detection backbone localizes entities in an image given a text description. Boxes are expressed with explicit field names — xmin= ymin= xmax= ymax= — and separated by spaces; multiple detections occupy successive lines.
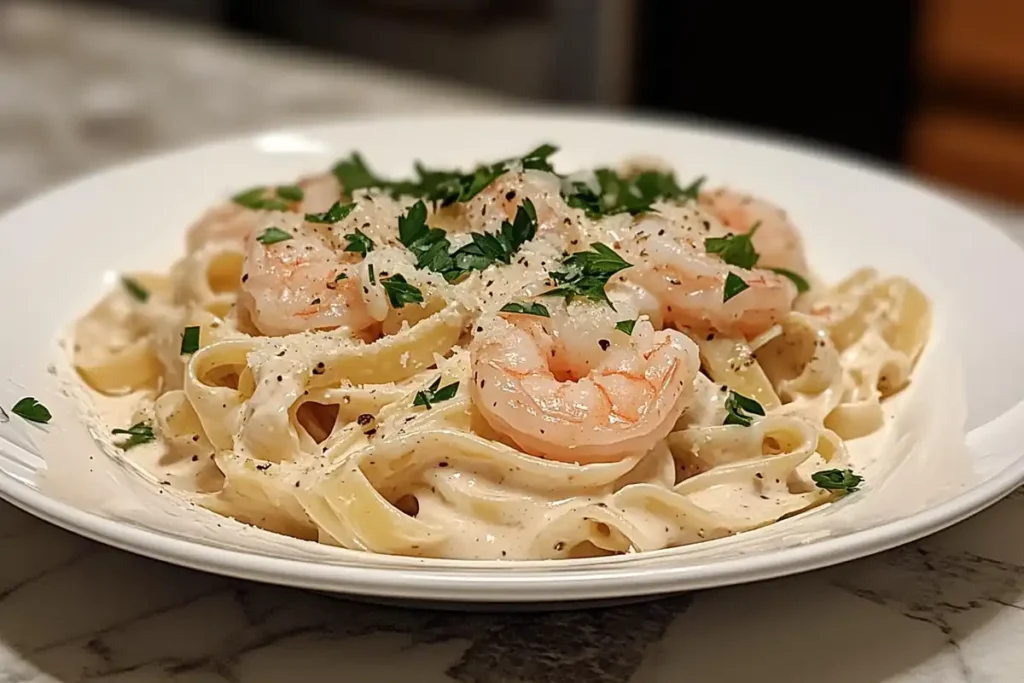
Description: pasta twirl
xmin=70 ymin=146 xmax=931 ymax=560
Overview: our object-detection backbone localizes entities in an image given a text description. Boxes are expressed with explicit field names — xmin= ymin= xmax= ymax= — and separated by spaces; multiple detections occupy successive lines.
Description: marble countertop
xmin=4 ymin=1 xmax=1024 ymax=682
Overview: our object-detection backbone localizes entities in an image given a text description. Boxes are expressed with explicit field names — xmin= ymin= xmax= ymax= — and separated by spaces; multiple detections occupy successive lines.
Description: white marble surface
xmin=4 ymin=1 xmax=1024 ymax=681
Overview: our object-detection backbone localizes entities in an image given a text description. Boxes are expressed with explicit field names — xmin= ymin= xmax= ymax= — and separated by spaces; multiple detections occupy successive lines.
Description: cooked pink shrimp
xmin=297 ymin=173 xmax=342 ymax=215
xmin=625 ymin=220 xmax=797 ymax=338
xmin=186 ymin=175 xmax=340 ymax=253
xmin=470 ymin=302 xmax=699 ymax=464
xmin=238 ymin=220 xmax=375 ymax=337
xmin=698 ymin=187 xmax=810 ymax=277
xmin=186 ymin=203 xmax=261 ymax=254
xmin=444 ymin=169 xmax=572 ymax=238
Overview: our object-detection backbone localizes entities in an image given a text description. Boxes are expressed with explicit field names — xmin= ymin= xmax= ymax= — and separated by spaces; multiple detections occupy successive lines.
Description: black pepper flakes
xmin=598 ymin=339 xmax=610 ymax=351
xmin=357 ymin=413 xmax=374 ymax=426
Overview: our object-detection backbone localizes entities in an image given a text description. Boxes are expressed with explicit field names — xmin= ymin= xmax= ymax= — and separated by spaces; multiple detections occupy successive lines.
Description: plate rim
xmin=2 ymin=108 xmax=1023 ymax=602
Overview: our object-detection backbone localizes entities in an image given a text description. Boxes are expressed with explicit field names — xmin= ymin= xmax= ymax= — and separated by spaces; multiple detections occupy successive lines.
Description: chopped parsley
xmin=519 ymin=143 xmax=558 ymax=172
xmin=367 ymin=263 xmax=376 ymax=285
xmin=305 ymin=201 xmax=355 ymax=224
xmin=704 ymin=223 xmax=810 ymax=295
xmin=231 ymin=186 xmax=291 ymax=211
xmin=679 ymin=175 xmax=707 ymax=201
xmin=563 ymin=169 xmax=704 ymax=218
xmin=397 ymin=200 xmax=452 ymax=272
xmin=396 ymin=198 xmax=538 ymax=282
xmin=112 ymin=421 xmax=156 ymax=450
xmin=413 ymin=376 xmax=460 ymax=410
xmin=771 ymin=267 xmax=810 ymax=293
xmin=812 ymin=468 xmax=863 ymax=493
xmin=256 ymin=227 xmax=293 ymax=245
xmin=331 ymin=152 xmax=389 ymax=194
xmin=542 ymin=243 xmax=632 ymax=308
xmin=723 ymin=272 xmax=749 ymax=302
xmin=275 ymin=184 xmax=305 ymax=202
xmin=334 ymin=272 xmax=348 ymax=282
xmin=723 ymin=390 xmax=764 ymax=427
xmin=451 ymin=199 xmax=538 ymax=273
xmin=381 ymin=274 xmax=423 ymax=308
xmin=344 ymin=229 xmax=374 ymax=256
xmin=500 ymin=301 xmax=550 ymax=317
xmin=121 ymin=276 xmax=149 ymax=303
xmin=180 ymin=326 xmax=200 ymax=355
xmin=704 ymin=222 xmax=761 ymax=269
xmin=331 ymin=144 xmax=559 ymax=206
xmin=615 ymin=318 xmax=637 ymax=335
xmin=11 ymin=397 xmax=51 ymax=424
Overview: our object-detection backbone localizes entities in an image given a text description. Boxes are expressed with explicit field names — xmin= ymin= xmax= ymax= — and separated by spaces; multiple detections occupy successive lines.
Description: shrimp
xmin=698 ymin=187 xmax=810 ymax=277
xmin=470 ymin=299 xmax=700 ymax=464
xmin=439 ymin=169 xmax=576 ymax=239
xmin=624 ymin=215 xmax=796 ymax=338
xmin=185 ymin=174 xmax=341 ymax=254
xmin=296 ymin=173 xmax=342 ymax=215
xmin=238 ymin=215 xmax=375 ymax=337
xmin=186 ymin=203 xmax=260 ymax=254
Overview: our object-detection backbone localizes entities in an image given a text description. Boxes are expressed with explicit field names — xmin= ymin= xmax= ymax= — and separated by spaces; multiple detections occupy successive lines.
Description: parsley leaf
xmin=381 ymin=274 xmax=423 ymax=308
xmin=562 ymin=168 xmax=701 ymax=218
xmin=122 ymin=276 xmax=149 ymax=303
xmin=332 ymin=145 xmax=560 ymax=206
xmin=413 ymin=376 xmax=460 ymax=409
xmin=500 ymin=301 xmax=550 ymax=317
xmin=771 ymin=267 xmax=810 ymax=293
xmin=231 ymin=186 xmax=290 ymax=211
xmin=542 ymin=243 xmax=632 ymax=307
xmin=332 ymin=152 xmax=383 ymax=193
xmin=334 ymin=273 xmax=348 ymax=282
xmin=615 ymin=319 xmax=637 ymax=335
xmin=344 ymin=229 xmax=375 ymax=256
xmin=449 ymin=199 xmax=538 ymax=276
xmin=305 ymin=201 xmax=355 ymax=224
xmin=704 ymin=222 xmax=761 ymax=270
xmin=368 ymin=264 xmax=376 ymax=285
xmin=112 ymin=421 xmax=156 ymax=450
xmin=397 ymin=200 xmax=454 ymax=273
xmin=256 ymin=227 xmax=293 ymax=245
xmin=564 ymin=181 xmax=603 ymax=217
xmin=679 ymin=175 xmax=706 ymax=201
xmin=812 ymin=468 xmax=864 ymax=493
xmin=520 ymin=143 xmax=558 ymax=172
xmin=180 ymin=326 xmax=200 ymax=355
xmin=276 ymin=185 xmax=305 ymax=202
xmin=11 ymin=397 xmax=51 ymax=424
xmin=723 ymin=272 xmax=749 ymax=302
xmin=723 ymin=390 xmax=765 ymax=427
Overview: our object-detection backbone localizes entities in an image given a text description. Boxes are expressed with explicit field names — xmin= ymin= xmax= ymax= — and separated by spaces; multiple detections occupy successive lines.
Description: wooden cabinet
xmin=908 ymin=0 xmax=1024 ymax=204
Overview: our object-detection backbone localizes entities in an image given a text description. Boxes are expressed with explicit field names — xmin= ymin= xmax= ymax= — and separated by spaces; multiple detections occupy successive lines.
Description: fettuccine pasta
xmin=69 ymin=145 xmax=930 ymax=560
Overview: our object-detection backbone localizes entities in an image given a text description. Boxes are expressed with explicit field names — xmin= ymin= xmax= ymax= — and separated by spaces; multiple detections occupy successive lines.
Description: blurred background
xmin=2 ymin=0 xmax=1022 ymax=210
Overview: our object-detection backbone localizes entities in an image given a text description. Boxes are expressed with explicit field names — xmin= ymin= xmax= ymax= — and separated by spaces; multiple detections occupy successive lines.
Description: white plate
xmin=2 ymin=111 xmax=1024 ymax=605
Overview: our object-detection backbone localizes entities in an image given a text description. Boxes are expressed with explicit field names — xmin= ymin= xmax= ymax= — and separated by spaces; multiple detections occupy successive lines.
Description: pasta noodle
xmin=69 ymin=147 xmax=931 ymax=560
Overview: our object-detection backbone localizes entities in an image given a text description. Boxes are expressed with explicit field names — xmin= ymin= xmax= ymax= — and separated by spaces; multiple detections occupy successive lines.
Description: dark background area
xmin=633 ymin=2 xmax=918 ymax=166
xmin=75 ymin=0 xmax=1024 ymax=206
